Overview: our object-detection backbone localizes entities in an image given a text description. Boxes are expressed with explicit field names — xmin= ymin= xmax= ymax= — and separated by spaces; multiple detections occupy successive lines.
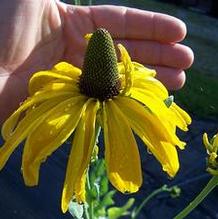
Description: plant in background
xmin=174 ymin=132 xmax=218 ymax=219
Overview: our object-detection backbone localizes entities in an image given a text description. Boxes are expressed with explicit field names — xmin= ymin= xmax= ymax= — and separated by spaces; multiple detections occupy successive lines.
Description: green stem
xmin=131 ymin=185 xmax=170 ymax=219
xmin=84 ymin=203 xmax=90 ymax=219
xmin=86 ymin=167 xmax=95 ymax=219
xmin=174 ymin=175 xmax=218 ymax=219
xmin=85 ymin=124 xmax=101 ymax=219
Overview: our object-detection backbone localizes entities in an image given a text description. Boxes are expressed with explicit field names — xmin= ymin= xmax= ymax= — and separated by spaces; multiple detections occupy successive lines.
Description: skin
xmin=0 ymin=0 xmax=194 ymax=124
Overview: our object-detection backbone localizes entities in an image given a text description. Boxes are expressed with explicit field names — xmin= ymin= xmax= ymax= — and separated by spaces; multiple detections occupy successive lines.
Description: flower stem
xmin=86 ymin=168 xmax=94 ymax=219
xmin=131 ymin=185 xmax=170 ymax=219
xmin=84 ymin=203 xmax=90 ymax=219
xmin=174 ymin=175 xmax=218 ymax=219
xmin=85 ymin=124 xmax=101 ymax=219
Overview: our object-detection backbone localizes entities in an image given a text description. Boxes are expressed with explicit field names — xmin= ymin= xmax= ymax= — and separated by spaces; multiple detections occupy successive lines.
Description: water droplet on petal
xmin=147 ymin=148 xmax=152 ymax=155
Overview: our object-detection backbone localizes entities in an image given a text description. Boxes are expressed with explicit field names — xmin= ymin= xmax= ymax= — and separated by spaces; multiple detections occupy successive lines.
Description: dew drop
xmin=146 ymin=148 xmax=152 ymax=155
xmin=64 ymin=107 xmax=69 ymax=112
xmin=49 ymin=130 xmax=53 ymax=135
xmin=65 ymin=139 xmax=71 ymax=145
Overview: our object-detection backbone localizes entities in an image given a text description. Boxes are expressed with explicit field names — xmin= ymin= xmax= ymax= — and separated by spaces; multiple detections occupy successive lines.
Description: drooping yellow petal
xmin=170 ymin=103 xmax=192 ymax=131
xmin=34 ymin=81 xmax=79 ymax=94
xmin=74 ymin=171 xmax=87 ymax=203
xmin=2 ymin=91 xmax=73 ymax=140
xmin=61 ymin=99 xmax=99 ymax=213
xmin=0 ymin=97 xmax=67 ymax=170
xmin=130 ymin=87 xmax=168 ymax=117
xmin=29 ymin=62 xmax=81 ymax=96
xmin=117 ymin=44 xmax=156 ymax=92
xmin=22 ymin=96 xmax=88 ymax=186
xmin=203 ymin=132 xmax=214 ymax=155
xmin=117 ymin=62 xmax=156 ymax=78
xmin=213 ymin=134 xmax=218 ymax=147
xmin=132 ymin=62 xmax=156 ymax=77
xmin=115 ymin=97 xmax=167 ymax=141
xmin=115 ymin=97 xmax=179 ymax=177
xmin=53 ymin=62 xmax=81 ymax=79
xmin=132 ymin=76 xmax=168 ymax=100
xmin=103 ymin=100 xmax=142 ymax=194
xmin=158 ymin=142 xmax=179 ymax=177
xmin=130 ymin=88 xmax=185 ymax=148
xmin=29 ymin=71 xmax=75 ymax=95
xmin=117 ymin=44 xmax=133 ymax=95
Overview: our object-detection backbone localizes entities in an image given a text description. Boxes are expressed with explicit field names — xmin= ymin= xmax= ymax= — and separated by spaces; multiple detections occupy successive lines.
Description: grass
xmin=174 ymin=69 xmax=218 ymax=119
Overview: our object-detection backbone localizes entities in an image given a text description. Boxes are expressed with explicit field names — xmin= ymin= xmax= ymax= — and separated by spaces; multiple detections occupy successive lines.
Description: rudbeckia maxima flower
xmin=203 ymin=132 xmax=218 ymax=175
xmin=0 ymin=28 xmax=191 ymax=213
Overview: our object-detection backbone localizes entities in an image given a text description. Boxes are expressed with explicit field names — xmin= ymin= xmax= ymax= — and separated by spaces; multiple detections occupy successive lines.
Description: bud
xmin=203 ymin=132 xmax=218 ymax=175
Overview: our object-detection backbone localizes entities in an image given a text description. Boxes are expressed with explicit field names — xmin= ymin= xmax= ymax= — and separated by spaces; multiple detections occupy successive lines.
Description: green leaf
xmin=164 ymin=95 xmax=174 ymax=108
xmin=100 ymin=176 xmax=109 ymax=195
xmin=107 ymin=198 xmax=135 ymax=219
xmin=89 ymin=182 xmax=100 ymax=199
xmin=68 ymin=201 xmax=84 ymax=219
xmin=96 ymin=159 xmax=106 ymax=177
xmin=95 ymin=190 xmax=116 ymax=214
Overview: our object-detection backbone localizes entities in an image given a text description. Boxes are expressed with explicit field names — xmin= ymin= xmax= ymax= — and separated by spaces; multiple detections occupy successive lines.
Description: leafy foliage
xmin=68 ymin=159 xmax=134 ymax=219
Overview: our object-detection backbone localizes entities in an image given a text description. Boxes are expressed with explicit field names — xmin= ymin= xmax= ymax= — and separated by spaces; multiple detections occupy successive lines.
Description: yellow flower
xmin=0 ymin=28 xmax=191 ymax=213
xmin=203 ymin=132 xmax=218 ymax=175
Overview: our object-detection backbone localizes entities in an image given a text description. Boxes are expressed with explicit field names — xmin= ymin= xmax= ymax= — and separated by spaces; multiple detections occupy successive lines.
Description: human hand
xmin=0 ymin=0 xmax=193 ymax=124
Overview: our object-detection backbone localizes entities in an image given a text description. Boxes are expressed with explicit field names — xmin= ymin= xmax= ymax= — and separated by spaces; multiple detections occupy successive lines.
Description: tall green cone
xmin=79 ymin=28 xmax=121 ymax=101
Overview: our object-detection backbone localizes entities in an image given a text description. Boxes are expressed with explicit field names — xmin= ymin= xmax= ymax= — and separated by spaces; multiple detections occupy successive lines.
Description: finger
xmin=148 ymin=66 xmax=186 ymax=90
xmin=116 ymin=40 xmax=194 ymax=69
xmin=89 ymin=5 xmax=187 ymax=43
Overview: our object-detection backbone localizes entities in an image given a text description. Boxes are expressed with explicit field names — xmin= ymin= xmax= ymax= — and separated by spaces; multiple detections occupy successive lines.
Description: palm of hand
xmin=0 ymin=1 xmax=193 ymax=123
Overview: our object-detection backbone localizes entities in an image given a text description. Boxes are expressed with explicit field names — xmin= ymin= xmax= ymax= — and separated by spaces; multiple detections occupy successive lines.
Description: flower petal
xmin=170 ymin=103 xmax=192 ymax=131
xmin=2 ymin=91 xmax=73 ymax=140
xmin=22 ymin=96 xmax=88 ymax=186
xmin=35 ymin=81 xmax=79 ymax=94
xmin=0 ymin=97 xmax=66 ymax=170
xmin=115 ymin=97 xmax=179 ymax=177
xmin=61 ymin=99 xmax=99 ymax=213
xmin=29 ymin=71 xmax=75 ymax=95
xmin=117 ymin=62 xmax=156 ymax=78
xmin=103 ymin=100 xmax=142 ymax=194
xmin=130 ymin=88 xmax=185 ymax=148
xmin=53 ymin=62 xmax=81 ymax=78
xmin=203 ymin=133 xmax=212 ymax=151
xmin=117 ymin=44 xmax=133 ymax=95
xmin=133 ymin=76 xmax=168 ymax=100
xmin=28 ymin=62 xmax=81 ymax=96
xmin=132 ymin=62 xmax=156 ymax=77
